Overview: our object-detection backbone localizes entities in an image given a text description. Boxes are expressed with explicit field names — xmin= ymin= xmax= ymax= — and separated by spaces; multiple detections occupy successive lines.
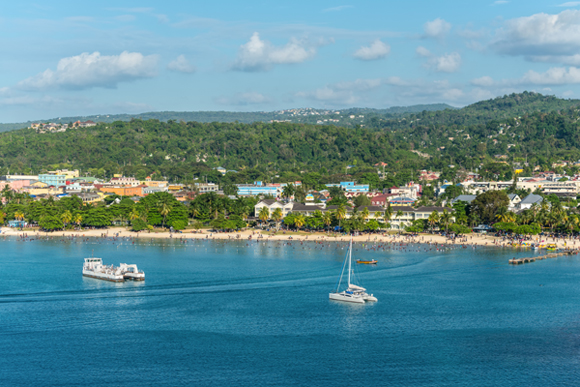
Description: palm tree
xmin=159 ymin=203 xmax=172 ymax=229
xmin=384 ymin=203 xmax=393 ymax=223
xmin=374 ymin=211 xmax=382 ymax=222
xmin=361 ymin=207 xmax=369 ymax=223
xmin=258 ymin=206 xmax=270 ymax=228
xmin=294 ymin=214 xmax=306 ymax=229
xmin=14 ymin=211 xmax=25 ymax=221
xmin=282 ymin=184 xmax=295 ymax=200
xmin=495 ymin=206 xmax=509 ymax=222
xmin=567 ymin=215 xmax=579 ymax=237
xmin=428 ymin=211 xmax=440 ymax=232
xmin=335 ymin=204 xmax=347 ymax=229
xmin=130 ymin=208 xmax=140 ymax=221
xmin=61 ymin=210 xmax=72 ymax=228
xmin=294 ymin=185 xmax=306 ymax=202
xmin=190 ymin=206 xmax=200 ymax=219
xmin=74 ymin=213 xmax=83 ymax=228
xmin=395 ymin=210 xmax=403 ymax=229
xmin=322 ymin=212 xmax=332 ymax=231
xmin=271 ymin=208 xmax=283 ymax=230
xmin=439 ymin=210 xmax=452 ymax=233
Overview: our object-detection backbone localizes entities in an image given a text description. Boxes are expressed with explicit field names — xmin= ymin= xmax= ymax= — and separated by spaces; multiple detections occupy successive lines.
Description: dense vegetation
xmin=1 ymin=92 xmax=580 ymax=186
xmin=0 ymin=103 xmax=452 ymax=132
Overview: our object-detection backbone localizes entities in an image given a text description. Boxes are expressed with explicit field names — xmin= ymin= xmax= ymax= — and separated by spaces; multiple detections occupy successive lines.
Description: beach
xmin=2 ymin=226 xmax=579 ymax=249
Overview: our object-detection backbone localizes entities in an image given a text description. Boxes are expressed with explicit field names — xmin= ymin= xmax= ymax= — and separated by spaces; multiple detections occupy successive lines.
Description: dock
xmin=508 ymin=250 xmax=578 ymax=265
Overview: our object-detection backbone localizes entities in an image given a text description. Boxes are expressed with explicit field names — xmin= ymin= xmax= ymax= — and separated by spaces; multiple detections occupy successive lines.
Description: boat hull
xmin=329 ymin=292 xmax=365 ymax=304
xmin=82 ymin=272 xmax=124 ymax=282
xmin=356 ymin=260 xmax=377 ymax=264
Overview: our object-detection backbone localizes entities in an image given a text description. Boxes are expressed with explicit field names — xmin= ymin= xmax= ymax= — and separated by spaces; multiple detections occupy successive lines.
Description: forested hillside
xmin=0 ymin=103 xmax=452 ymax=132
xmin=0 ymin=120 xmax=423 ymax=184
xmin=1 ymin=92 xmax=580 ymax=186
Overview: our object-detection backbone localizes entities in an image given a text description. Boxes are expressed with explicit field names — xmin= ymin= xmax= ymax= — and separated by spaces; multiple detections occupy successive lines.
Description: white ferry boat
xmin=82 ymin=258 xmax=125 ymax=282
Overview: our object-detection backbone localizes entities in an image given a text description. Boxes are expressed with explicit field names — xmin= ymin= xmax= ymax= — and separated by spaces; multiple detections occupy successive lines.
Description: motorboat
xmin=356 ymin=259 xmax=378 ymax=265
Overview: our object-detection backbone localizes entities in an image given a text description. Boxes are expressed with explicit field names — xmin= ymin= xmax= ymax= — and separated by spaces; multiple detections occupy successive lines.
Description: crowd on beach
xmin=4 ymin=226 xmax=580 ymax=254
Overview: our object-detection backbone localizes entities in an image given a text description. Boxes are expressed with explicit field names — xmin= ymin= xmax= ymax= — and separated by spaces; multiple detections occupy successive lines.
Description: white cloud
xmin=423 ymin=18 xmax=451 ymax=39
xmin=167 ymin=55 xmax=196 ymax=73
xmin=521 ymin=66 xmax=580 ymax=85
xmin=232 ymin=32 xmax=317 ymax=72
xmin=296 ymin=78 xmax=383 ymax=104
xmin=353 ymin=40 xmax=390 ymax=61
xmin=323 ymin=5 xmax=353 ymax=12
xmin=471 ymin=76 xmax=495 ymax=87
xmin=492 ymin=10 xmax=580 ymax=64
xmin=215 ymin=92 xmax=273 ymax=106
xmin=17 ymin=51 xmax=158 ymax=91
xmin=559 ymin=2 xmax=580 ymax=7
xmin=418 ymin=49 xmax=461 ymax=73
xmin=416 ymin=46 xmax=431 ymax=57
xmin=432 ymin=52 xmax=461 ymax=72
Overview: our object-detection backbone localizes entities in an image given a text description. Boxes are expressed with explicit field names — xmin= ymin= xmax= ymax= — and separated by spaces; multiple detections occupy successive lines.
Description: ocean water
xmin=1 ymin=236 xmax=580 ymax=387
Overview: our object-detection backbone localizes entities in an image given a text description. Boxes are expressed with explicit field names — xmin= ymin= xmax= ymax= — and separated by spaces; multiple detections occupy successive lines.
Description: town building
xmin=254 ymin=200 xmax=295 ymax=217
xmin=237 ymin=182 xmax=279 ymax=197
xmin=38 ymin=174 xmax=67 ymax=187
xmin=518 ymin=194 xmax=543 ymax=210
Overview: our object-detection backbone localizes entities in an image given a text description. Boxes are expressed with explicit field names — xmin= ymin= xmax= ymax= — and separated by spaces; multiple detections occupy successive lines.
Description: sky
xmin=2 ymin=0 xmax=580 ymax=122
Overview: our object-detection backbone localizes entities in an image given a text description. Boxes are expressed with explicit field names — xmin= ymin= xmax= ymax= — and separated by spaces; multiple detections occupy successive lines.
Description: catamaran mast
xmin=348 ymin=238 xmax=352 ymax=286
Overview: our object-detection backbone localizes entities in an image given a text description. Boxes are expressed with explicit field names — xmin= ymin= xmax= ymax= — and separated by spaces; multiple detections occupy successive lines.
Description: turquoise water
xmin=1 ymin=237 xmax=580 ymax=386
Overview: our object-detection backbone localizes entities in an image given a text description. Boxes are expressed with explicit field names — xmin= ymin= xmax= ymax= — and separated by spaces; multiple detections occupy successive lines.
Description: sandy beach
xmin=2 ymin=226 xmax=579 ymax=250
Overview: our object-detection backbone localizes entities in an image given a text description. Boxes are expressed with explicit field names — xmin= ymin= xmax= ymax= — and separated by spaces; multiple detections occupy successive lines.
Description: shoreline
xmin=2 ymin=227 xmax=580 ymax=250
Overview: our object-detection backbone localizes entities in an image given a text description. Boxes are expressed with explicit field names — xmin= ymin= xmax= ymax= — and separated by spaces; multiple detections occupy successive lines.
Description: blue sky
xmin=2 ymin=0 xmax=580 ymax=121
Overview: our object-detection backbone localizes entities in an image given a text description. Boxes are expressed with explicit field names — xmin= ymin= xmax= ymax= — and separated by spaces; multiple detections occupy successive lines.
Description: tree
xmin=428 ymin=211 xmax=440 ymax=232
xmin=335 ymin=204 xmax=347 ymax=229
xmin=131 ymin=218 xmax=148 ymax=232
xmin=61 ymin=210 xmax=72 ymax=228
xmin=353 ymin=194 xmax=371 ymax=207
xmin=222 ymin=183 xmax=238 ymax=196
xmin=439 ymin=210 xmax=452 ymax=233
xmin=282 ymin=184 xmax=295 ymax=200
xmin=271 ymin=208 xmax=283 ymax=230
xmin=471 ymin=190 xmax=510 ymax=224
xmin=361 ymin=207 xmax=370 ymax=223
xmin=158 ymin=202 xmax=172 ymax=229
xmin=258 ymin=206 xmax=270 ymax=228
xmin=294 ymin=213 xmax=306 ymax=229
xmin=74 ymin=213 xmax=83 ymax=228
xmin=384 ymin=203 xmax=393 ymax=223
xmin=322 ymin=211 xmax=332 ymax=231
xmin=83 ymin=207 xmax=112 ymax=228
xmin=39 ymin=215 xmax=63 ymax=231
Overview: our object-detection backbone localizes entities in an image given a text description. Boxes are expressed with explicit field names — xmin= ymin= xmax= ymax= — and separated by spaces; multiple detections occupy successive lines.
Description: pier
xmin=508 ymin=250 xmax=578 ymax=265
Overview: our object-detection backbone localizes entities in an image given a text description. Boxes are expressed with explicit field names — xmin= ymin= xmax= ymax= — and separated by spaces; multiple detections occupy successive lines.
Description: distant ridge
xmin=0 ymin=103 xmax=455 ymax=132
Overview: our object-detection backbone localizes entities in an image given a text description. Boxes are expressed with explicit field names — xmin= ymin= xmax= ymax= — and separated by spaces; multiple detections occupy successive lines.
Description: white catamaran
xmin=329 ymin=239 xmax=377 ymax=303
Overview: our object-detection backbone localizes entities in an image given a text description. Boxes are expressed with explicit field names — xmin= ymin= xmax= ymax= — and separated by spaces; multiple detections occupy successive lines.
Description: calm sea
xmin=1 ymin=236 xmax=580 ymax=387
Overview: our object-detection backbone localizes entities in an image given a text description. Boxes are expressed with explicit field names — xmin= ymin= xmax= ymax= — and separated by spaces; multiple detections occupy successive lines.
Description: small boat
xmin=356 ymin=259 xmax=378 ymax=265
xmin=119 ymin=263 xmax=145 ymax=281
xmin=547 ymin=243 xmax=557 ymax=251
xmin=329 ymin=239 xmax=377 ymax=303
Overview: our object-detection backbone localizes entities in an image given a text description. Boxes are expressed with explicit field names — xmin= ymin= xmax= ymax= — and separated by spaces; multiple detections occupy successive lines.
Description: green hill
xmin=0 ymin=103 xmax=454 ymax=133
xmin=1 ymin=92 xmax=580 ymax=186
